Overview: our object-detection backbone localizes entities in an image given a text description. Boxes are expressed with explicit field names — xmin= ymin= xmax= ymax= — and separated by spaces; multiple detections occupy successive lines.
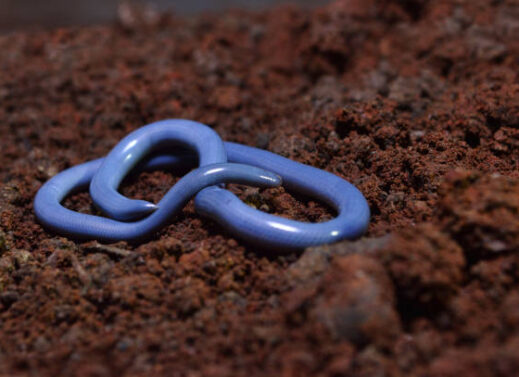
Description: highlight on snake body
xmin=34 ymin=119 xmax=370 ymax=249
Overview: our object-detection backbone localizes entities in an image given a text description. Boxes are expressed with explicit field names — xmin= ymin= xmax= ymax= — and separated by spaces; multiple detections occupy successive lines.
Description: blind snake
xmin=34 ymin=119 xmax=370 ymax=249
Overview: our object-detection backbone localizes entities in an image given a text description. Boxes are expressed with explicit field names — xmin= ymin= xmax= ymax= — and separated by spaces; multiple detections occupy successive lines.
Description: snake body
xmin=34 ymin=119 xmax=370 ymax=249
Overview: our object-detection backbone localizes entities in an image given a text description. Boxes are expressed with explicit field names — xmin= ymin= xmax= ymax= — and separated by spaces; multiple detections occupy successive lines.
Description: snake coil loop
xmin=34 ymin=119 xmax=370 ymax=249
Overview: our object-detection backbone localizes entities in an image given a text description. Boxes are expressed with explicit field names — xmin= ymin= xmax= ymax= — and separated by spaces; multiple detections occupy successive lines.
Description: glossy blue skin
xmin=90 ymin=119 xmax=227 ymax=220
xmin=195 ymin=142 xmax=370 ymax=249
xmin=34 ymin=119 xmax=370 ymax=249
xmin=89 ymin=119 xmax=370 ymax=248
xmin=34 ymin=161 xmax=281 ymax=243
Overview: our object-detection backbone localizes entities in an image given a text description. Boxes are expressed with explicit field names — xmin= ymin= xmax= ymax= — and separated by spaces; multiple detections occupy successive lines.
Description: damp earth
xmin=0 ymin=0 xmax=519 ymax=376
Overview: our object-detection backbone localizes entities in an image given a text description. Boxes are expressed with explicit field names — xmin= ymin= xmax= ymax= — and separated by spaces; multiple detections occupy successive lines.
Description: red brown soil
xmin=1 ymin=1 xmax=519 ymax=376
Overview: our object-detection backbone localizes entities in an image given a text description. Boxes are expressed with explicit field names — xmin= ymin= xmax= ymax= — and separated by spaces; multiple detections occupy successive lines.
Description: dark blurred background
xmin=0 ymin=0 xmax=325 ymax=31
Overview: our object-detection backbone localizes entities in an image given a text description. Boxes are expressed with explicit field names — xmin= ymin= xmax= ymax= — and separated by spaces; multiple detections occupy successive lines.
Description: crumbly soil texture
xmin=1 ymin=1 xmax=519 ymax=376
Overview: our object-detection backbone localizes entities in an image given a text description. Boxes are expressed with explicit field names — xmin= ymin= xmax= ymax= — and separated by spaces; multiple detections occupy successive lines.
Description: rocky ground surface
xmin=0 ymin=0 xmax=518 ymax=376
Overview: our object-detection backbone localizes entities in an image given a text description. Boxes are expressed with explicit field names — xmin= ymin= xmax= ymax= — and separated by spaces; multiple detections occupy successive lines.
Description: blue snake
xmin=34 ymin=119 xmax=370 ymax=249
